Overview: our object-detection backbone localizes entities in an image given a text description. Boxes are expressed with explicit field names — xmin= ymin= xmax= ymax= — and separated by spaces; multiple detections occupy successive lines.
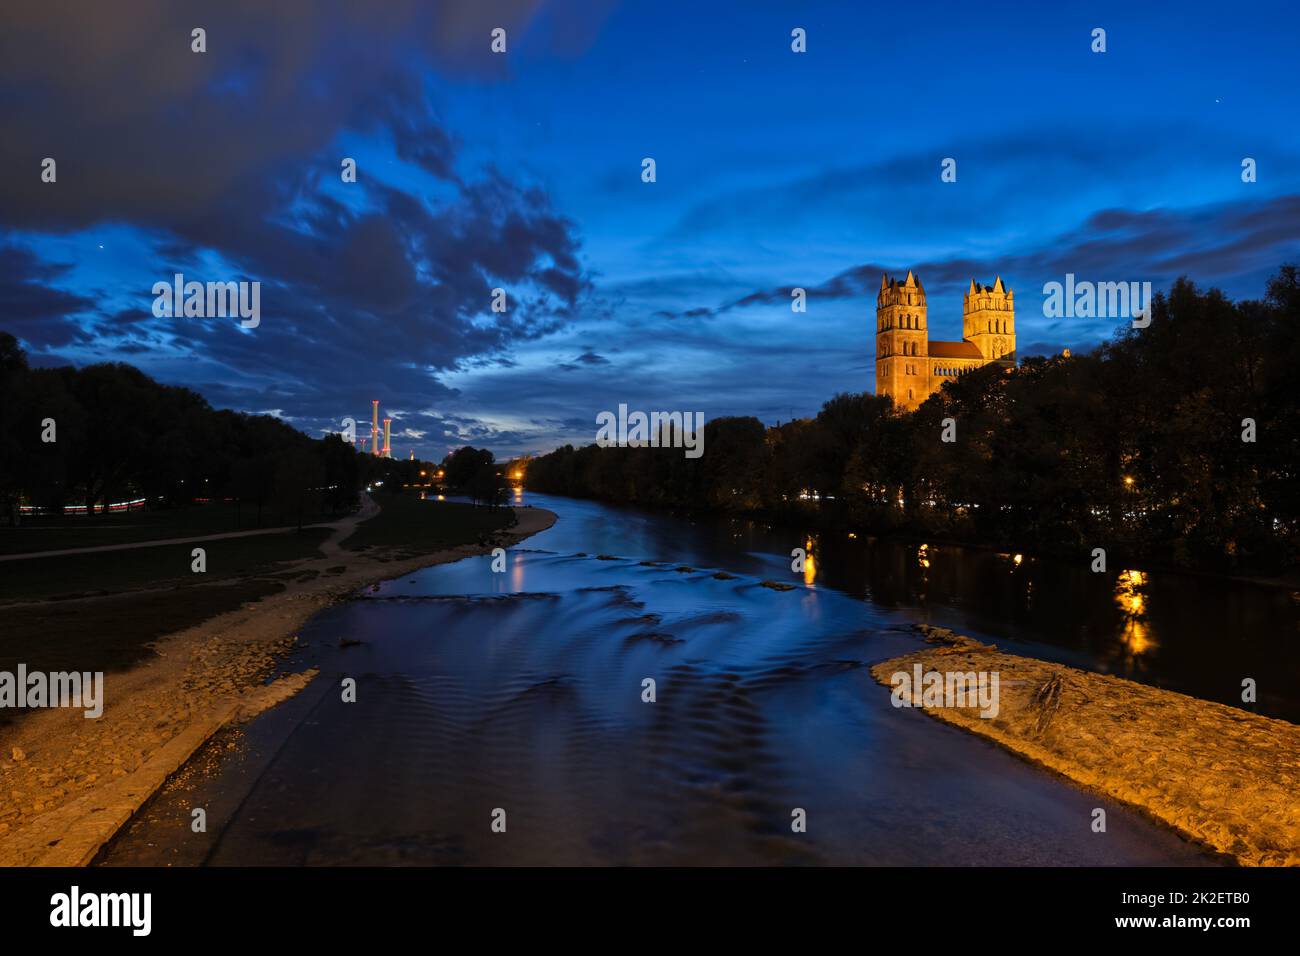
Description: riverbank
xmin=871 ymin=625 xmax=1300 ymax=866
xmin=523 ymin=490 xmax=1300 ymax=591
xmin=0 ymin=503 xmax=556 ymax=866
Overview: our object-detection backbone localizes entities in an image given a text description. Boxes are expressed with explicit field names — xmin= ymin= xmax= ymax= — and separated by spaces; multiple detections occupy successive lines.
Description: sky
xmin=2 ymin=0 xmax=1298 ymax=460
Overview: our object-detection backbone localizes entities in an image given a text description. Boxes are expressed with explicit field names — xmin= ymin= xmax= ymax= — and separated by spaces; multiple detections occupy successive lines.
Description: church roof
xmin=969 ymin=276 xmax=1013 ymax=295
xmin=928 ymin=340 xmax=983 ymax=359
xmin=881 ymin=271 xmax=925 ymax=291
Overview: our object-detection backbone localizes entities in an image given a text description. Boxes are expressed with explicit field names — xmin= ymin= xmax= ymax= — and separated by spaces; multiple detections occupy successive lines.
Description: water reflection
xmin=99 ymin=498 xmax=1218 ymax=866
xmin=93 ymin=493 xmax=1289 ymax=867
xmin=516 ymin=494 xmax=1299 ymax=722
xmin=1115 ymin=569 xmax=1156 ymax=660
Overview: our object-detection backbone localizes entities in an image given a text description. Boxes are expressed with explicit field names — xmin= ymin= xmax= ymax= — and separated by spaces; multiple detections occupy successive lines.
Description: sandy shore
xmin=871 ymin=625 xmax=1300 ymax=866
xmin=0 ymin=504 xmax=556 ymax=866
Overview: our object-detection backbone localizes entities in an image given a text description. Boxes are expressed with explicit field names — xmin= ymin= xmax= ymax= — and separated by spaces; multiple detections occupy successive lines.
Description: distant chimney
xmin=371 ymin=400 xmax=380 ymax=456
xmin=382 ymin=418 xmax=392 ymax=458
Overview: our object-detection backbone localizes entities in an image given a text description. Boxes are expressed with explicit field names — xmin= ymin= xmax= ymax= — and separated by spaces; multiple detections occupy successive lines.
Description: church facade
xmin=874 ymin=271 xmax=1016 ymax=411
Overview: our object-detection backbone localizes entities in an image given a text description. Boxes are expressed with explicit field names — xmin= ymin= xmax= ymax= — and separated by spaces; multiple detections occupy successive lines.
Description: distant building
xmin=874 ymin=271 xmax=1016 ymax=411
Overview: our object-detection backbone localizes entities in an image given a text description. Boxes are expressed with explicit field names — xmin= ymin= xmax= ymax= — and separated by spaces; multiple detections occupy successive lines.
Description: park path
xmin=0 ymin=494 xmax=379 ymax=563
xmin=319 ymin=492 xmax=379 ymax=556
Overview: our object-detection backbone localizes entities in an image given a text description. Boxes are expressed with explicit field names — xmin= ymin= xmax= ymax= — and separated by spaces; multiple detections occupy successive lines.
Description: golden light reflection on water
xmin=1115 ymin=569 xmax=1156 ymax=657
xmin=917 ymin=543 xmax=930 ymax=569
xmin=804 ymin=536 xmax=817 ymax=586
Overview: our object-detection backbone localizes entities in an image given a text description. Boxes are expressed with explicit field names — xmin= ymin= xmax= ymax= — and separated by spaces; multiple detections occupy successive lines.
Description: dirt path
xmin=0 ymin=504 xmax=555 ymax=866
xmin=319 ymin=491 xmax=379 ymax=556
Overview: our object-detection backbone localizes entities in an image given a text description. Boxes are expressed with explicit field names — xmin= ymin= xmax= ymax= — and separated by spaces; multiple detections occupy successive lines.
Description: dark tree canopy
xmin=0 ymin=340 xmax=391 ymax=526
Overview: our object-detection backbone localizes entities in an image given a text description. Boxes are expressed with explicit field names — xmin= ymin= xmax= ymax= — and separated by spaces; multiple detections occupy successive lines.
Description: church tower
xmin=875 ymin=271 xmax=928 ymax=410
xmin=962 ymin=277 xmax=1016 ymax=364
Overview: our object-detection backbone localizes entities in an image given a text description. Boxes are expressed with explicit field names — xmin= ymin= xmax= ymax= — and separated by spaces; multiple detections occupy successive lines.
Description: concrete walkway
xmin=0 ymin=494 xmax=379 ymax=563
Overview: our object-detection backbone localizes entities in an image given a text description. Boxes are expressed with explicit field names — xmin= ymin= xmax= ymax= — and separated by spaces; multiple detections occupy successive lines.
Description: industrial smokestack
xmin=371 ymin=400 xmax=380 ymax=456
xmin=383 ymin=418 xmax=392 ymax=458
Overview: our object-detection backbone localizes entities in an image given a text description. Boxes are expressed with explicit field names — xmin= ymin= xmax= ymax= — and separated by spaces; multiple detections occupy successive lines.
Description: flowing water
xmin=101 ymin=492 xmax=1297 ymax=866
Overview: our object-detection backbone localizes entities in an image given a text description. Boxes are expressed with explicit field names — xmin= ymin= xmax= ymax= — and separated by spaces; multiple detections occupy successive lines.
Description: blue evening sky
xmin=1 ymin=0 xmax=1297 ymax=457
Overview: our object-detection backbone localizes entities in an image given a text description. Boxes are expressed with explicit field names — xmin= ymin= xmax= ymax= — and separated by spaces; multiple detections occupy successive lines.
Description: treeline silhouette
xmin=526 ymin=268 xmax=1300 ymax=573
xmin=442 ymin=445 xmax=511 ymax=508
xmin=0 ymin=332 xmax=382 ymax=526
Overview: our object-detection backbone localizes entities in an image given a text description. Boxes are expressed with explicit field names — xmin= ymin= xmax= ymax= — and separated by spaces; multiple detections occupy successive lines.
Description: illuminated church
xmin=874 ymin=271 xmax=1016 ymax=411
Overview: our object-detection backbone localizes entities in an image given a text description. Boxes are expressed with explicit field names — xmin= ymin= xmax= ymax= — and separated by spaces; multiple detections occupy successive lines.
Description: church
xmin=874 ymin=271 xmax=1016 ymax=411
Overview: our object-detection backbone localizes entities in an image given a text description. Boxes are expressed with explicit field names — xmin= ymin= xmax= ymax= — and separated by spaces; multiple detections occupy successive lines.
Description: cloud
xmin=557 ymin=349 xmax=610 ymax=371
xmin=656 ymin=194 xmax=1300 ymax=321
xmin=0 ymin=244 xmax=97 ymax=347
xmin=0 ymin=2 xmax=605 ymax=447
xmin=0 ymin=0 xmax=616 ymax=229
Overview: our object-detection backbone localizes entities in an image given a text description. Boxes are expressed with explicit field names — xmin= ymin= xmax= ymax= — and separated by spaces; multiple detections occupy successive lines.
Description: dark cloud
xmin=657 ymin=194 xmax=1300 ymax=320
xmin=0 ymin=244 xmax=97 ymax=346
xmin=0 ymin=1 xmax=614 ymax=230
xmin=0 ymin=1 xmax=606 ymax=440
xmin=557 ymin=349 xmax=610 ymax=371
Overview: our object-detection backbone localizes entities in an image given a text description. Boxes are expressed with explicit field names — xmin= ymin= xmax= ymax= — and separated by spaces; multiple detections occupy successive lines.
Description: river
xmin=99 ymin=491 xmax=1295 ymax=866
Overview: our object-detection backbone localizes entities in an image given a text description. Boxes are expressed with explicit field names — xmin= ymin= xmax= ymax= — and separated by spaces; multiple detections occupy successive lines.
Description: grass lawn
xmin=0 ymin=580 xmax=286 ymax=702
xmin=0 ymin=500 xmax=341 ymax=556
xmin=0 ymin=528 xmax=332 ymax=603
xmin=344 ymin=494 xmax=513 ymax=554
